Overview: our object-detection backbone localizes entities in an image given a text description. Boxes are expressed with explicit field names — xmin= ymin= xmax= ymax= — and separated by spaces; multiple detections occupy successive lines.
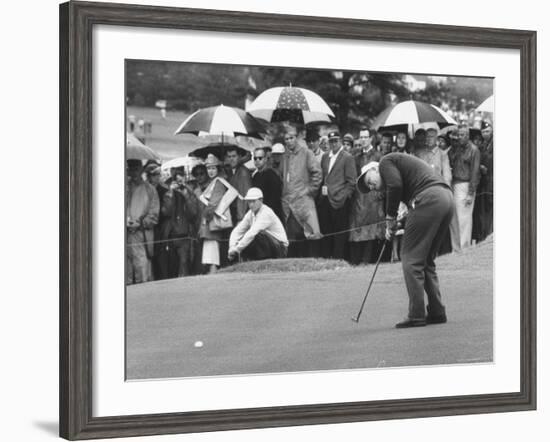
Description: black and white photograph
xmin=125 ymin=60 xmax=495 ymax=380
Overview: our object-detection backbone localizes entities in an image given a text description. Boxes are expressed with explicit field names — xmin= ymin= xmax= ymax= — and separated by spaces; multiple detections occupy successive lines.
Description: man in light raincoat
xmin=280 ymin=124 xmax=322 ymax=257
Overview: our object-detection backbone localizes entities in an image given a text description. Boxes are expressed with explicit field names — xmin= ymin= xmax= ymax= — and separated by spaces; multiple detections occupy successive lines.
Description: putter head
xmin=351 ymin=316 xmax=359 ymax=323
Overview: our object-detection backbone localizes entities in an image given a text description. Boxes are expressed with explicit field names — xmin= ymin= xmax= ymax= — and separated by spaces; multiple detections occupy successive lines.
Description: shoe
xmin=426 ymin=314 xmax=447 ymax=324
xmin=395 ymin=318 xmax=427 ymax=328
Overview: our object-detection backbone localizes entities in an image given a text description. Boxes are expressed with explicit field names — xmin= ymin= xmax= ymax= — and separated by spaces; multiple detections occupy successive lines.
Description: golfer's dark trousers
xmin=401 ymin=185 xmax=454 ymax=320
xmin=241 ymin=231 xmax=288 ymax=261
xmin=318 ymin=196 xmax=349 ymax=260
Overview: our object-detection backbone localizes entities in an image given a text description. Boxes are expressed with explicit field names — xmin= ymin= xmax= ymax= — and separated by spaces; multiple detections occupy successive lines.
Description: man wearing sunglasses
xmin=251 ymin=147 xmax=284 ymax=223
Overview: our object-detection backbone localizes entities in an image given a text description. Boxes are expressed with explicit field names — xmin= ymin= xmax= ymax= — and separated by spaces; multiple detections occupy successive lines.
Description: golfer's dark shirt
xmin=379 ymin=153 xmax=450 ymax=218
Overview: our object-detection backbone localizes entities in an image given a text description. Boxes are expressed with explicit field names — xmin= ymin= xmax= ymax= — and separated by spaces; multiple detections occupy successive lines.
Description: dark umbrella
xmin=189 ymin=142 xmax=250 ymax=161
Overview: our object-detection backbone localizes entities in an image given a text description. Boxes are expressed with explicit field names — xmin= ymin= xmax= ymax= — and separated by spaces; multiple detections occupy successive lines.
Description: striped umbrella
xmin=247 ymin=86 xmax=335 ymax=124
xmin=126 ymin=132 xmax=160 ymax=160
xmin=372 ymin=100 xmax=457 ymax=132
xmin=174 ymin=104 xmax=265 ymax=140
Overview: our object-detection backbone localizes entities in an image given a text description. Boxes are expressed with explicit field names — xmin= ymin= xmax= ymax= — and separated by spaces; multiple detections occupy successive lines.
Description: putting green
xmin=126 ymin=239 xmax=493 ymax=379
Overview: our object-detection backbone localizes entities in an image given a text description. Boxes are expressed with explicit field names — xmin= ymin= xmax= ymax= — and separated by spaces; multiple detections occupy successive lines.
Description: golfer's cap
xmin=327 ymin=130 xmax=341 ymax=139
xmin=356 ymin=161 xmax=380 ymax=194
xmin=426 ymin=127 xmax=438 ymax=135
xmin=244 ymin=187 xmax=263 ymax=201
xmin=271 ymin=143 xmax=285 ymax=154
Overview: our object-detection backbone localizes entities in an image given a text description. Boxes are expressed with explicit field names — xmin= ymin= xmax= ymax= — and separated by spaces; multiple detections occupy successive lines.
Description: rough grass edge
xmin=219 ymin=258 xmax=352 ymax=274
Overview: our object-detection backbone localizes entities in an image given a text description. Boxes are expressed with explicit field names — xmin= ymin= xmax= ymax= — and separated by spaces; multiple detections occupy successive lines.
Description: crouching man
xmin=228 ymin=188 xmax=289 ymax=262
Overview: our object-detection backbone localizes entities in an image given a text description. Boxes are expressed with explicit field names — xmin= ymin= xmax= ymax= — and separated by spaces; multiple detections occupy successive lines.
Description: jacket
xmin=319 ymin=148 xmax=357 ymax=209
xmin=281 ymin=144 xmax=322 ymax=239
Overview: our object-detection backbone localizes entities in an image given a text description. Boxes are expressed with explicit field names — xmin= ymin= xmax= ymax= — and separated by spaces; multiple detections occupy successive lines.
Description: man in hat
xmin=357 ymin=153 xmax=454 ymax=328
xmin=126 ymin=159 xmax=160 ymax=284
xmin=448 ymin=124 xmax=481 ymax=252
xmin=281 ymin=124 xmax=323 ymax=257
xmin=269 ymin=143 xmax=285 ymax=178
xmin=342 ymin=133 xmax=355 ymax=153
xmin=228 ymin=188 xmax=288 ymax=261
xmin=306 ymin=129 xmax=324 ymax=165
xmin=349 ymin=128 xmax=385 ymax=265
xmin=251 ymin=147 xmax=284 ymax=223
xmin=318 ymin=130 xmax=357 ymax=260
xmin=225 ymin=146 xmax=252 ymax=225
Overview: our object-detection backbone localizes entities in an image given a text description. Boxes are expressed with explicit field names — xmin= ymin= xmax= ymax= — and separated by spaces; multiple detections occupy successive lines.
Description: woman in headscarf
xmin=198 ymin=154 xmax=239 ymax=273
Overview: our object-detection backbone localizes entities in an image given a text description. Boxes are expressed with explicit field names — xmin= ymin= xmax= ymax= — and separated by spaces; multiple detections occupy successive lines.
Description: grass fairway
xmin=126 ymin=238 xmax=493 ymax=380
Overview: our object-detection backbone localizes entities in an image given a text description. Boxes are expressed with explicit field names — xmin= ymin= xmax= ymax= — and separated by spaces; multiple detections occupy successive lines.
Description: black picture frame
xmin=59 ymin=1 xmax=537 ymax=439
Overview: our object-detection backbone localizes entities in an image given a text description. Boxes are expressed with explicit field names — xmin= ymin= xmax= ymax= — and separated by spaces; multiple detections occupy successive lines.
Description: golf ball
xmin=194 ymin=341 xmax=203 ymax=348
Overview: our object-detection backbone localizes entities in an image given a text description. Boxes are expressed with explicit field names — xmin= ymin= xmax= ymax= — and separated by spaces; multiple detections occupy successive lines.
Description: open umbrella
xmin=476 ymin=95 xmax=494 ymax=113
xmin=247 ymin=86 xmax=335 ymax=124
xmin=372 ymin=100 xmax=457 ymax=134
xmin=174 ymin=104 xmax=265 ymax=141
xmin=160 ymin=156 xmax=203 ymax=172
xmin=189 ymin=142 xmax=250 ymax=161
xmin=126 ymin=132 xmax=160 ymax=160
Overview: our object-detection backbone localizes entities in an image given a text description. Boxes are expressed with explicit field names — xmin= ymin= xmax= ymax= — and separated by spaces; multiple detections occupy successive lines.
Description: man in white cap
xmin=269 ymin=142 xmax=285 ymax=178
xmin=357 ymin=153 xmax=454 ymax=328
xmin=228 ymin=188 xmax=289 ymax=261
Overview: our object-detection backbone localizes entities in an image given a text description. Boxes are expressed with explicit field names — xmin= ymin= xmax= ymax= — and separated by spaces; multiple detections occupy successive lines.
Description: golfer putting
xmin=356 ymin=153 xmax=454 ymax=328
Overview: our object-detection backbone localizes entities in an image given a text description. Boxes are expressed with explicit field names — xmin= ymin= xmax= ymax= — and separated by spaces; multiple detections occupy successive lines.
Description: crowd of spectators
xmin=126 ymin=120 xmax=493 ymax=285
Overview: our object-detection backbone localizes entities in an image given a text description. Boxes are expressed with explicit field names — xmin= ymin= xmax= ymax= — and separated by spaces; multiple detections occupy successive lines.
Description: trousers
xmin=126 ymin=230 xmax=152 ymax=284
xmin=241 ymin=231 xmax=288 ymax=261
xmin=401 ymin=185 xmax=454 ymax=319
xmin=318 ymin=197 xmax=349 ymax=260
xmin=450 ymin=181 xmax=475 ymax=252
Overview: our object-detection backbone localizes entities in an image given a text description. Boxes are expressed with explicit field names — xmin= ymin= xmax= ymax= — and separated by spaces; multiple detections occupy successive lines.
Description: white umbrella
xmin=160 ymin=156 xmax=203 ymax=172
xmin=476 ymin=95 xmax=494 ymax=113
xmin=126 ymin=133 xmax=160 ymax=160
xmin=248 ymin=86 xmax=335 ymax=124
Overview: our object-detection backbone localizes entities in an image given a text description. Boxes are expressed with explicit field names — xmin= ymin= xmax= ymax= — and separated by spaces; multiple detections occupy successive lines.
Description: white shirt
xmin=229 ymin=204 xmax=289 ymax=253
xmin=328 ymin=146 xmax=344 ymax=174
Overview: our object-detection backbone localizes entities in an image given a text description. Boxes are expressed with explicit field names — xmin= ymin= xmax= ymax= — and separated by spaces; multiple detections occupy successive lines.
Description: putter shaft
xmin=351 ymin=241 xmax=387 ymax=323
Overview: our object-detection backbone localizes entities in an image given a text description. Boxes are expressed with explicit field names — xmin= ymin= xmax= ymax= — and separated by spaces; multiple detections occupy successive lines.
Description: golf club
xmin=351 ymin=240 xmax=388 ymax=323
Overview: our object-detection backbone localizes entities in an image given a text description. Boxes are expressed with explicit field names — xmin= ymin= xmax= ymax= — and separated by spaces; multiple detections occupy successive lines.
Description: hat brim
xmin=356 ymin=169 xmax=371 ymax=194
